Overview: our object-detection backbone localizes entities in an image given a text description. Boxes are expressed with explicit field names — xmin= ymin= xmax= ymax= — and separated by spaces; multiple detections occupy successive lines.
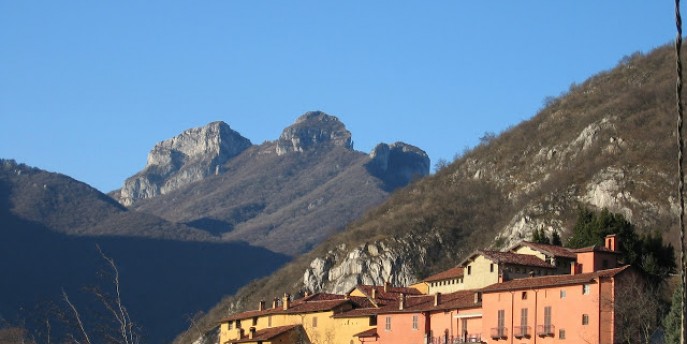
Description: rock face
xmin=303 ymin=239 xmax=426 ymax=295
xmin=367 ymin=142 xmax=430 ymax=190
xmin=118 ymin=122 xmax=251 ymax=206
xmin=276 ymin=111 xmax=353 ymax=155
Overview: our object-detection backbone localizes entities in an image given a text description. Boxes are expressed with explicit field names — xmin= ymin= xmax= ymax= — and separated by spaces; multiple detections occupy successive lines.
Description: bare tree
xmin=61 ymin=245 xmax=139 ymax=344
xmin=611 ymin=274 xmax=660 ymax=344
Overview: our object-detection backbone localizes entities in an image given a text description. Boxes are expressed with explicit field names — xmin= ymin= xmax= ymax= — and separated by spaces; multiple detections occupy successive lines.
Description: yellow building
xmin=219 ymin=293 xmax=371 ymax=344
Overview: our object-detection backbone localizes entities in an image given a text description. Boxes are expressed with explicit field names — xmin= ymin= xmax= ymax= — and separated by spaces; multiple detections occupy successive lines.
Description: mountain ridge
xmin=173 ymin=43 xmax=683 ymax=344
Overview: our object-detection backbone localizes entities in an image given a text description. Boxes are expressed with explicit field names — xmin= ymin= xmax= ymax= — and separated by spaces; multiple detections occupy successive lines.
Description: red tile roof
xmin=481 ymin=265 xmax=630 ymax=293
xmin=219 ymin=293 xmax=352 ymax=322
xmin=352 ymin=284 xmax=422 ymax=303
xmin=228 ymin=325 xmax=300 ymax=343
xmin=570 ymin=245 xmax=621 ymax=254
xmin=335 ymin=290 xmax=482 ymax=317
xmin=513 ymin=241 xmax=577 ymax=259
xmin=423 ymin=267 xmax=464 ymax=282
xmin=478 ymin=250 xmax=555 ymax=269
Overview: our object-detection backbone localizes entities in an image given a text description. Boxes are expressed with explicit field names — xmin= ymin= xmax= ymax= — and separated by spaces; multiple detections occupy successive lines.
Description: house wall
xmin=482 ymin=281 xmax=604 ymax=344
xmin=464 ymin=255 xmax=499 ymax=289
xmin=427 ymin=277 xmax=465 ymax=294
xmin=377 ymin=313 xmax=428 ymax=344
xmin=334 ymin=316 xmax=377 ymax=344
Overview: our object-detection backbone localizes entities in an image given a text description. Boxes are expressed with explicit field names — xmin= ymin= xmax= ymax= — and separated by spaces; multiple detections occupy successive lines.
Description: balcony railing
xmin=452 ymin=334 xmax=482 ymax=343
xmin=537 ymin=324 xmax=555 ymax=337
xmin=513 ymin=326 xmax=531 ymax=338
xmin=490 ymin=327 xmax=508 ymax=340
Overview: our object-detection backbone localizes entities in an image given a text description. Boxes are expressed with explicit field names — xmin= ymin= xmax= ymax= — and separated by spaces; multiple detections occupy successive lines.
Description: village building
xmin=218 ymin=235 xmax=635 ymax=344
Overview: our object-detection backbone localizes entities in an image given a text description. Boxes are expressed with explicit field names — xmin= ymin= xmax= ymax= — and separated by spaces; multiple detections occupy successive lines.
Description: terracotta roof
xmin=423 ymin=267 xmax=464 ymax=282
xmin=478 ymin=250 xmax=555 ymax=269
xmin=570 ymin=245 xmax=621 ymax=254
xmin=229 ymin=325 xmax=300 ymax=343
xmin=481 ymin=265 xmax=631 ymax=293
xmin=335 ymin=290 xmax=482 ymax=317
xmin=219 ymin=293 xmax=352 ymax=323
xmin=513 ymin=241 xmax=577 ymax=259
xmin=352 ymin=284 xmax=422 ymax=302
xmin=354 ymin=328 xmax=379 ymax=338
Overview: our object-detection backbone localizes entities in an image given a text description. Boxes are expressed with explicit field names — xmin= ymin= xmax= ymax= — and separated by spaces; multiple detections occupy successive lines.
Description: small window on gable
xmin=560 ymin=290 xmax=566 ymax=299
xmin=490 ymin=263 xmax=494 ymax=272
xmin=228 ymin=321 xmax=233 ymax=330
xmin=583 ymin=284 xmax=590 ymax=295
xmin=252 ymin=317 xmax=258 ymax=326
xmin=467 ymin=266 xmax=472 ymax=275
xmin=521 ymin=291 xmax=527 ymax=300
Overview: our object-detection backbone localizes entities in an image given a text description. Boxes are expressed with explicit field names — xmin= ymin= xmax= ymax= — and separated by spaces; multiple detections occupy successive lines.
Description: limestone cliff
xmin=117 ymin=121 xmax=251 ymax=206
xmin=276 ymin=111 xmax=353 ymax=155
xmin=367 ymin=142 xmax=430 ymax=190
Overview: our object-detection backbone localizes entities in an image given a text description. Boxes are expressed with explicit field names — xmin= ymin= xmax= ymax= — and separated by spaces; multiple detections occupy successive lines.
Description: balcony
xmin=453 ymin=334 xmax=482 ymax=343
xmin=490 ymin=327 xmax=508 ymax=340
xmin=513 ymin=326 xmax=531 ymax=338
xmin=537 ymin=324 xmax=555 ymax=337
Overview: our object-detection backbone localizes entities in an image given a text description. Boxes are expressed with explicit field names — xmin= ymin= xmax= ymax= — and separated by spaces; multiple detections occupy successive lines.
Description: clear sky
xmin=0 ymin=2 xmax=680 ymax=193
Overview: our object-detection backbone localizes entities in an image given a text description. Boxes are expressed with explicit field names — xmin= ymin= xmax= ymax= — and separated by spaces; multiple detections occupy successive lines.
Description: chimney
xmin=399 ymin=293 xmax=405 ymax=310
xmin=304 ymin=291 xmax=310 ymax=298
xmin=249 ymin=327 xmax=256 ymax=339
xmin=528 ymin=271 xmax=535 ymax=278
xmin=371 ymin=288 xmax=377 ymax=299
xmin=384 ymin=281 xmax=391 ymax=293
xmin=272 ymin=297 xmax=279 ymax=309
xmin=498 ymin=273 xmax=504 ymax=283
xmin=605 ymin=234 xmax=619 ymax=252
xmin=571 ymin=262 xmax=581 ymax=275
xmin=474 ymin=292 xmax=482 ymax=304
xmin=258 ymin=300 xmax=265 ymax=311
xmin=434 ymin=292 xmax=441 ymax=307
xmin=282 ymin=293 xmax=290 ymax=311
xmin=237 ymin=328 xmax=244 ymax=339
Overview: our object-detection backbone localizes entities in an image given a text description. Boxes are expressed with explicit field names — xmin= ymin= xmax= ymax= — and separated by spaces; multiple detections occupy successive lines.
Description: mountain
xmin=0 ymin=160 xmax=289 ymax=343
xmin=113 ymin=111 xmax=430 ymax=255
xmin=173 ymin=44 xmax=682 ymax=343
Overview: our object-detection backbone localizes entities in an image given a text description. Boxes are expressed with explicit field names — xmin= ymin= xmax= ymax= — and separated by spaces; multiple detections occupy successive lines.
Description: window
xmin=228 ymin=321 xmax=233 ymax=330
xmin=312 ymin=316 xmax=318 ymax=328
xmin=412 ymin=315 xmax=418 ymax=330
xmin=369 ymin=316 xmax=377 ymax=326
xmin=583 ymin=284 xmax=590 ymax=295
xmin=560 ymin=290 xmax=566 ymax=299
xmin=268 ymin=316 xmax=272 ymax=327
xmin=236 ymin=320 xmax=241 ymax=328
xmin=521 ymin=291 xmax=527 ymax=300
xmin=252 ymin=317 xmax=258 ymax=326
xmin=490 ymin=263 xmax=494 ymax=272
xmin=559 ymin=329 xmax=566 ymax=339
xmin=497 ymin=309 xmax=506 ymax=337
xmin=582 ymin=314 xmax=589 ymax=325
xmin=521 ymin=308 xmax=528 ymax=327
xmin=385 ymin=316 xmax=391 ymax=331
xmin=467 ymin=266 xmax=472 ymax=275
xmin=544 ymin=306 xmax=552 ymax=329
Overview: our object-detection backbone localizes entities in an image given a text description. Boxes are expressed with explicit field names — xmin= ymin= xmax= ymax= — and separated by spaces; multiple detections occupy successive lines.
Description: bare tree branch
xmin=61 ymin=289 xmax=91 ymax=344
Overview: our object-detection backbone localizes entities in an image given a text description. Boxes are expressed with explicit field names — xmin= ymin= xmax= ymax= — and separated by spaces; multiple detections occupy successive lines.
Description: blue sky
xmin=0 ymin=2 xmax=679 ymax=193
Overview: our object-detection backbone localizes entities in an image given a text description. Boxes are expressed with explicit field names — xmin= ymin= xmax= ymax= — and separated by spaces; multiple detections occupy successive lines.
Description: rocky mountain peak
xmin=276 ymin=111 xmax=353 ymax=155
xmin=117 ymin=121 xmax=252 ymax=206
xmin=366 ymin=142 xmax=430 ymax=190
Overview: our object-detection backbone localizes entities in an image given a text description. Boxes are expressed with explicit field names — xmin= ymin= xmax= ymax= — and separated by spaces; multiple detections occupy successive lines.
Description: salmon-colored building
xmin=218 ymin=235 xmax=636 ymax=344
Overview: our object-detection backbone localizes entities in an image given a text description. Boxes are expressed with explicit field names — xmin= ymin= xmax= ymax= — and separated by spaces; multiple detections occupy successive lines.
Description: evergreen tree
xmin=530 ymin=228 xmax=550 ymax=244
xmin=663 ymin=285 xmax=682 ymax=344
xmin=550 ymin=229 xmax=562 ymax=246
xmin=566 ymin=207 xmax=675 ymax=284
